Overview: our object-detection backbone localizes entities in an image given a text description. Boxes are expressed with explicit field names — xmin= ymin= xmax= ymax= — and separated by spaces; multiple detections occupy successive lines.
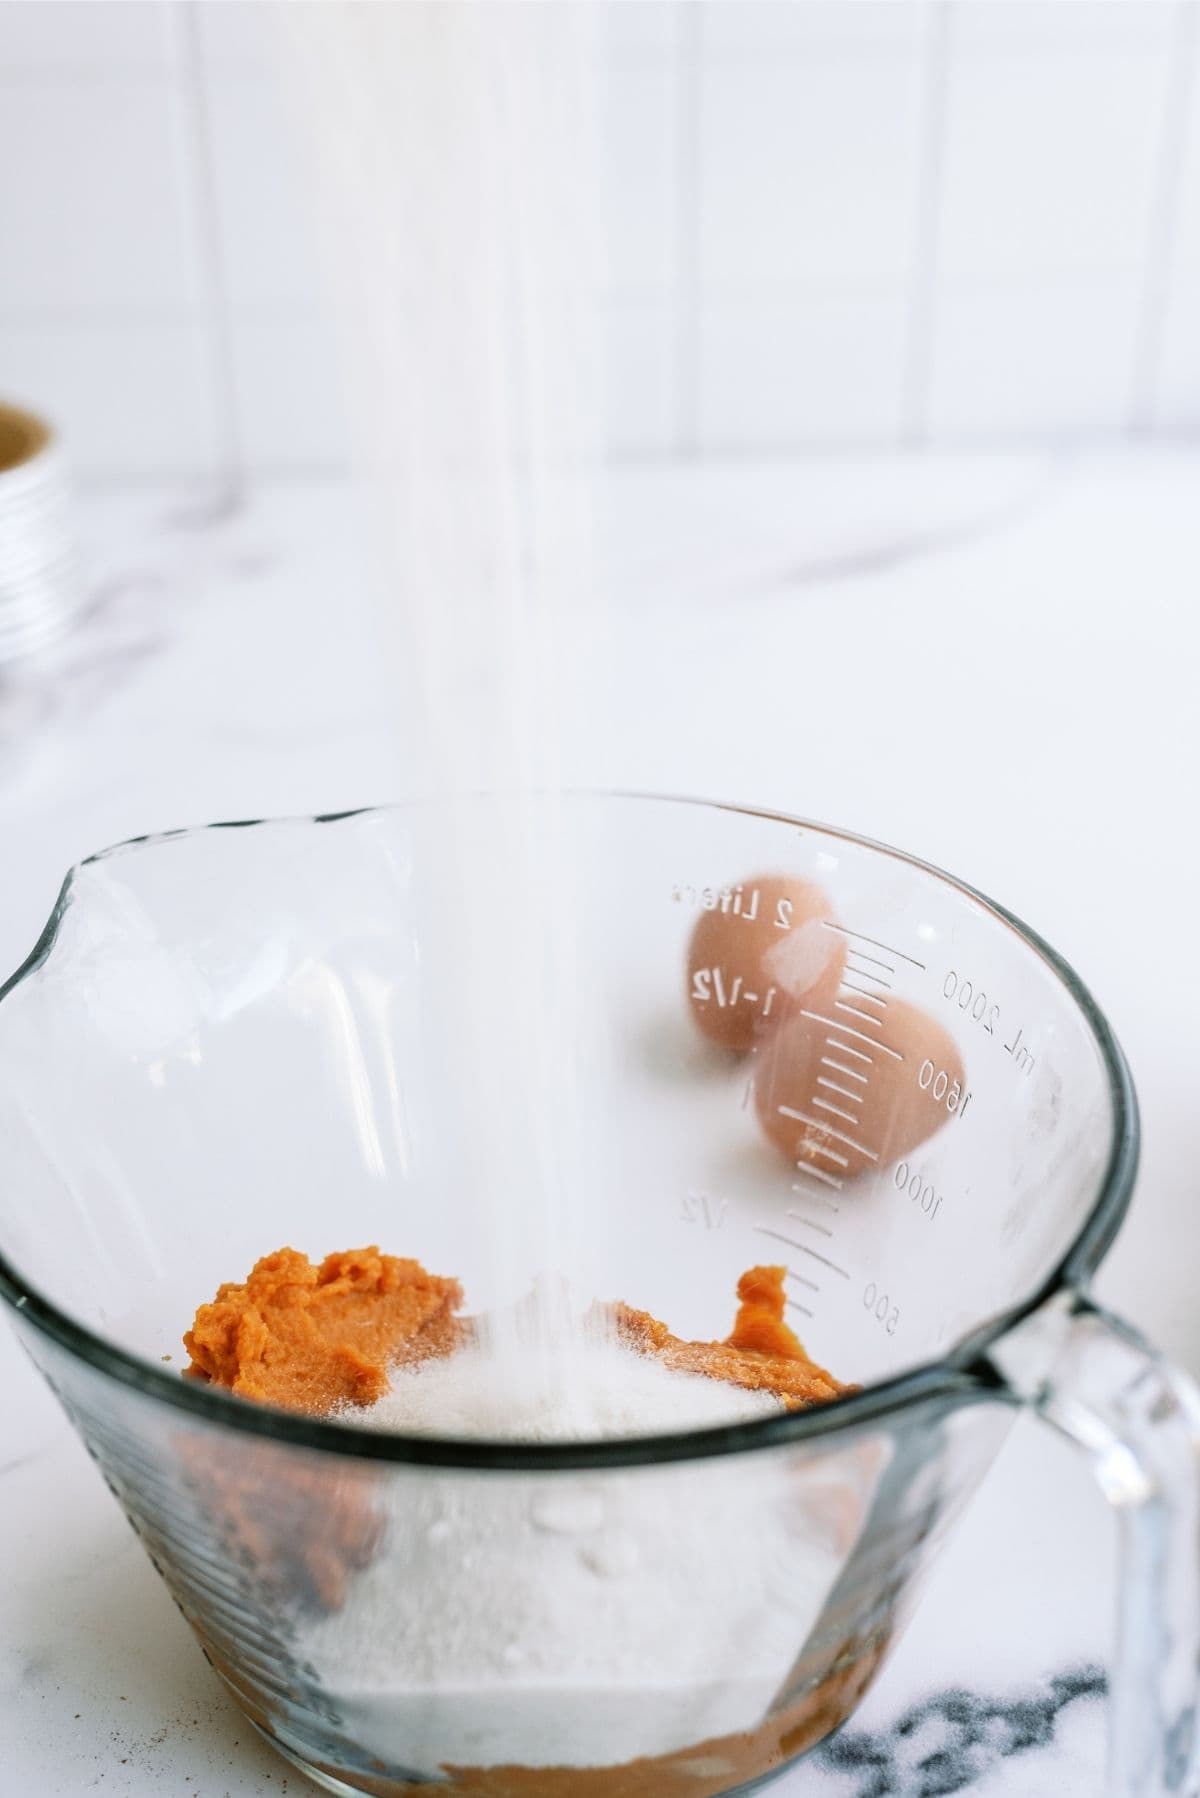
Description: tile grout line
xmin=1126 ymin=0 xmax=1199 ymax=437
xmin=901 ymin=0 xmax=952 ymax=448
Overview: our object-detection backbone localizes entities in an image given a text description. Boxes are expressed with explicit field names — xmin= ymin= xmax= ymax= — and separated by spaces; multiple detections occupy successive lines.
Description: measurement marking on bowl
xmin=753 ymin=1227 xmax=821 ymax=1296
xmin=846 ymin=962 xmax=893 ymax=990
xmin=786 ymin=1299 xmax=814 ymax=1319
xmin=754 ymin=1224 xmax=811 ymax=1256
xmin=820 ymin=1055 xmax=868 ymax=1084
xmin=821 ymin=920 xmax=926 ymax=971
xmin=840 ymin=981 xmax=888 ymax=1006
xmin=816 ymin=1076 xmax=863 ymax=1104
xmin=778 ymin=1107 xmax=879 ymax=1163
xmin=801 ymin=1011 xmax=904 ymax=1062
xmin=792 ymin=1186 xmax=840 ymax=1215
xmin=812 ymin=1095 xmax=859 ymax=1125
xmin=755 ymin=1231 xmax=850 ymax=1293
xmin=785 ymin=1210 xmax=834 ymax=1239
xmin=793 ymin=1163 xmax=844 ymax=1192
xmin=835 ymin=1002 xmax=886 ymax=1031
xmin=842 ymin=946 xmax=894 ymax=974
xmin=794 ymin=1243 xmax=851 ymax=1280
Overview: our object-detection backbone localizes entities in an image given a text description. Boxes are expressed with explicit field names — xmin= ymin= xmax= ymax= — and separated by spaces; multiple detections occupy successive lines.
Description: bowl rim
xmin=0 ymin=793 xmax=1139 ymax=1470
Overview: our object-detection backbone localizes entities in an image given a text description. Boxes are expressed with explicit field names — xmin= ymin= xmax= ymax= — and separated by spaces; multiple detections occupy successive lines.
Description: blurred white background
xmin=2 ymin=0 xmax=1198 ymax=481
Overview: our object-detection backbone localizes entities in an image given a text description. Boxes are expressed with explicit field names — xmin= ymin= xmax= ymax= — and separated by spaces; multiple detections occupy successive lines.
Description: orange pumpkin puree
xmin=183 ymin=1246 xmax=463 ymax=1412
xmin=615 ymin=1264 xmax=852 ymax=1408
xmin=185 ymin=1252 xmax=848 ymax=1417
xmin=182 ymin=1252 xmax=864 ymax=1791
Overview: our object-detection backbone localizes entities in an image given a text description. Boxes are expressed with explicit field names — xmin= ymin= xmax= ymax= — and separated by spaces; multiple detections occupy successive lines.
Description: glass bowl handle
xmin=993 ymin=1292 xmax=1200 ymax=1796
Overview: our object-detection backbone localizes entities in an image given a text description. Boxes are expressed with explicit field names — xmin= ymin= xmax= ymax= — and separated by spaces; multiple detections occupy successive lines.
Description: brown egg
xmin=754 ymin=995 xmax=967 ymax=1175
xmin=686 ymin=874 xmax=846 ymax=1052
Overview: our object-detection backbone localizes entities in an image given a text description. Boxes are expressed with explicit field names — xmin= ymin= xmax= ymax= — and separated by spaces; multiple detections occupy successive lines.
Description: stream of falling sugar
xmin=274 ymin=2 xmax=611 ymax=1354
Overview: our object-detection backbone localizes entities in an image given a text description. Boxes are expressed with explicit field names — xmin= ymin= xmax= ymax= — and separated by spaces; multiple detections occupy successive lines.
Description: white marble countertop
xmin=2 ymin=449 xmax=1197 ymax=1795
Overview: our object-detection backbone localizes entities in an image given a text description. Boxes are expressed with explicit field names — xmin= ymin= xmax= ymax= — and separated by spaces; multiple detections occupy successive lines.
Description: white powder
xmin=301 ymin=1331 xmax=859 ymax=1775
xmin=341 ymin=1324 xmax=784 ymax=1442
xmin=266 ymin=11 xmax=858 ymax=1772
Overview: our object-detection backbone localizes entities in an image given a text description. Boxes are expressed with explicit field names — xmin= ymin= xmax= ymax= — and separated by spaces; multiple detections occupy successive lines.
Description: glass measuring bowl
xmin=0 ymin=794 xmax=1196 ymax=1798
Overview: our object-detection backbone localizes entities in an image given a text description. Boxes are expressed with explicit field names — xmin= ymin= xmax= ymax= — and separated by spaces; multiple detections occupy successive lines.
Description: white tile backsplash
xmin=606 ymin=1 xmax=684 ymax=61
xmin=1154 ymin=269 xmax=1200 ymax=430
xmin=701 ymin=1 xmax=930 ymax=55
xmin=228 ymin=314 xmax=348 ymax=471
xmin=1166 ymin=13 xmax=1200 ymax=272
xmin=950 ymin=0 xmax=1177 ymax=53
xmin=938 ymin=45 xmax=1172 ymax=282
xmin=700 ymin=56 xmax=926 ymax=290
xmin=231 ymin=300 xmax=683 ymax=469
xmin=0 ymin=321 xmax=218 ymax=476
xmin=0 ymin=0 xmax=178 ymax=71
xmin=193 ymin=0 xmax=273 ymax=73
xmin=699 ymin=291 xmax=909 ymax=447
xmin=927 ymin=278 xmax=1144 ymax=438
xmin=605 ymin=298 xmax=681 ymax=453
xmin=1150 ymin=10 xmax=1200 ymax=429
xmin=202 ymin=0 xmax=685 ymax=76
xmin=204 ymin=72 xmax=327 ymax=311
xmin=605 ymin=62 xmax=683 ymax=294
xmin=0 ymin=82 xmax=198 ymax=313
xmin=0 ymin=0 xmax=1197 ymax=476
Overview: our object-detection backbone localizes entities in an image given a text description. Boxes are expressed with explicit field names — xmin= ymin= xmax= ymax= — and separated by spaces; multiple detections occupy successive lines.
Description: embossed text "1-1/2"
xmin=691 ymin=967 xmax=778 ymax=1017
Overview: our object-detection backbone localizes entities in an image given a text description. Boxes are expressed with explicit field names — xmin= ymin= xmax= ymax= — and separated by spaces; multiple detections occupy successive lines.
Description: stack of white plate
xmin=0 ymin=402 xmax=83 ymax=661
